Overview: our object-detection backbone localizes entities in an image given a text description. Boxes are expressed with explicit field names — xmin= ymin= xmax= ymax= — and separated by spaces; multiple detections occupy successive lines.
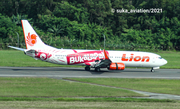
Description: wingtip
xmin=103 ymin=49 xmax=109 ymax=60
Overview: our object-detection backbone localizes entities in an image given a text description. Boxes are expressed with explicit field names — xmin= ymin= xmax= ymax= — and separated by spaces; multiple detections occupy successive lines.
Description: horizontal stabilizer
xmin=8 ymin=46 xmax=26 ymax=51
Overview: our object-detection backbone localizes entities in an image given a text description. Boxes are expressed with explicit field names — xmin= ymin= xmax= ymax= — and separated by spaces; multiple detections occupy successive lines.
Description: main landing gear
xmin=95 ymin=67 xmax=100 ymax=72
xmin=85 ymin=66 xmax=90 ymax=71
xmin=85 ymin=66 xmax=101 ymax=72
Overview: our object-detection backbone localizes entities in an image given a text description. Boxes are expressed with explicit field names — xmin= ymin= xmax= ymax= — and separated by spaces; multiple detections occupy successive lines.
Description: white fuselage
xmin=10 ymin=20 xmax=167 ymax=71
xmin=26 ymin=48 xmax=167 ymax=68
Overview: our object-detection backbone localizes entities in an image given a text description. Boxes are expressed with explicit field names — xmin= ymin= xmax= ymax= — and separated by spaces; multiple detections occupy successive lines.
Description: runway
xmin=0 ymin=67 xmax=180 ymax=100
xmin=0 ymin=67 xmax=180 ymax=79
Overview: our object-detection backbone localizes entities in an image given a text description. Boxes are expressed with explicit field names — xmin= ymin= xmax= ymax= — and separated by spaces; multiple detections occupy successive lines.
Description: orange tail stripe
xmin=21 ymin=20 xmax=28 ymax=49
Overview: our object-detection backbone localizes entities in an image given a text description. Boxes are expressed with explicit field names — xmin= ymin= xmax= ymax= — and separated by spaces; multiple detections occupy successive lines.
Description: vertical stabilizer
xmin=21 ymin=20 xmax=49 ymax=50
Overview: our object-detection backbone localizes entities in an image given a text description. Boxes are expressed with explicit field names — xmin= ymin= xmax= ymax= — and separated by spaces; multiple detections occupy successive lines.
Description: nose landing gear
xmin=151 ymin=69 xmax=155 ymax=72
xmin=151 ymin=67 xmax=160 ymax=72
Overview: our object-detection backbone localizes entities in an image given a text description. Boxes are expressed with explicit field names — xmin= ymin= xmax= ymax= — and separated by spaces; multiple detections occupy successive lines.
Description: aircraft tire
xmin=85 ymin=66 xmax=90 ymax=71
xmin=95 ymin=67 xmax=100 ymax=72
xmin=151 ymin=69 xmax=155 ymax=72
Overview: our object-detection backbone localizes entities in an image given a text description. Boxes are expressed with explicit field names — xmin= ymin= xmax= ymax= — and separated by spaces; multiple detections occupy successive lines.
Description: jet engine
xmin=108 ymin=62 xmax=125 ymax=70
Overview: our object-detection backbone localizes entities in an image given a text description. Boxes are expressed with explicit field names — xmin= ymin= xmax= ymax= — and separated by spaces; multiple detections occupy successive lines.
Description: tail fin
xmin=21 ymin=20 xmax=49 ymax=50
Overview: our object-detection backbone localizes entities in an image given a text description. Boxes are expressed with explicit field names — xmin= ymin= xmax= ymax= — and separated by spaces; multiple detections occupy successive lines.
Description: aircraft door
xmin=152 ymin=57 xmax=155 ymax=63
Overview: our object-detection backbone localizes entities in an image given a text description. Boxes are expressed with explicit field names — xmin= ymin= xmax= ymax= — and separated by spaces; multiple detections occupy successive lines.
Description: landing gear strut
xmin=85 ymin=66 xmax=90 ymax=71
xmin=151 ymin=68 xmax=155 ymax=72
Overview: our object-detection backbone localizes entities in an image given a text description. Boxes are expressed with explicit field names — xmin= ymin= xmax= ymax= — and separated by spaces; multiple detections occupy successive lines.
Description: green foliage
xmin=53 ymin=1 xmax=89 ymax=23
xmin=47 ymin=24 xmax=64 ymax=37
xmin=0 ymin=0 xmax=180 ymax=50
xmin=0 ymin=14 xmax=15 ymax=43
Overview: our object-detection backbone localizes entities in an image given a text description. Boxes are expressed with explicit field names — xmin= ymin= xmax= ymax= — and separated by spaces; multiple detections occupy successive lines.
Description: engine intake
xmin=108 ymin=62 xmax=125 ymax=70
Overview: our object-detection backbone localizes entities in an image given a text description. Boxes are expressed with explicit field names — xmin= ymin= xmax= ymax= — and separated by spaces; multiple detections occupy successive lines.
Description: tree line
xmin=0 ymin=0 xmax=180 ymax=50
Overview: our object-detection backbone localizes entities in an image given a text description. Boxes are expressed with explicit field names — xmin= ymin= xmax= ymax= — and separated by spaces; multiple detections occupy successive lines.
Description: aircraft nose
xmin=163 ymin=59 xmax=167 ymax=65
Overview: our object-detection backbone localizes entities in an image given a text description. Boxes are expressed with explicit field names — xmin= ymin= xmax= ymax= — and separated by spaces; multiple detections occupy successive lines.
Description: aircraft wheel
xmin=151 ymin=69 xmax=155 ymax=72
xmin=95 ymin=67 xmax=100 ymax=72
xmin=85 ymin=66 xmax=90 ymax=71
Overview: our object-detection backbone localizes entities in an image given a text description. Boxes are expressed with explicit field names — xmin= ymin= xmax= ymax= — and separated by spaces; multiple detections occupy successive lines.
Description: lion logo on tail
xmin=26 ymin=32 xmax=37 ymax=46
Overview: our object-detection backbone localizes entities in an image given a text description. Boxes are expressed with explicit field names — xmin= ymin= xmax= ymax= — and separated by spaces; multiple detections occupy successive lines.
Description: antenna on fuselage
xmin=103 ymin=34 xmax=105 ymax=50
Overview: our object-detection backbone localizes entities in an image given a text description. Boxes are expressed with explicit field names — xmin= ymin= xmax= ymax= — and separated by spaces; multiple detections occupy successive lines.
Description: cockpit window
xmin=158 ymin=57 xmax=162 ymax=59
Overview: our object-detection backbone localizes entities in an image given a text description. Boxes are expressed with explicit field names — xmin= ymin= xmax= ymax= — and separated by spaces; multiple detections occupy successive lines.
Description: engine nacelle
xmin=108 ymin=63 xmax=125 ymax=70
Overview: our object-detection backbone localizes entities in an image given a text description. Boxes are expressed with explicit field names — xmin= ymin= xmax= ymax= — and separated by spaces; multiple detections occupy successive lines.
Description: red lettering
xmin=134 ymin=56 xmax=141 ymax=62
xmin=122 ymin=54 xmax=128 ymax=61
xmin=67 ymin=51 xmax=109 ymax=65
xmin=129 ymin=54 xmax=134 ymax=61
xmin=121 ymin=54 xmax=150 ymax=62
xmin=141 ymin=56 xmax=150 ymax=62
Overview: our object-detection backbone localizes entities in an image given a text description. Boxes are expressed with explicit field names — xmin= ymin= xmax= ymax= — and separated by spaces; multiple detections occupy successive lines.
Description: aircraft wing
xmin=94 ymin=49 xmax=112 ymax=68
xmin=8 ymin=46 xmax=26 ymax=51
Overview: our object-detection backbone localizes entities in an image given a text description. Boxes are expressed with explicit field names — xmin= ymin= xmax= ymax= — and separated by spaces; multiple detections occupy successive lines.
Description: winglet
xmin=103 ymin=49 xmax=109 ymax=60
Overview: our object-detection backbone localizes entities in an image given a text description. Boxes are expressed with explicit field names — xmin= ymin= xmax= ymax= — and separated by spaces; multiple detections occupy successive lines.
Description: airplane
xmin=8 ymin=20 xmax=167 ymax=72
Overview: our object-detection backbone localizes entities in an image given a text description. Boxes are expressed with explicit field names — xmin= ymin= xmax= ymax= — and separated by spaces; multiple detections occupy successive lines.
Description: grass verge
xmin=0 ymin=77 xmax=143 ymax=97
xmin=67 ymin=78 xmax=180 ymax=95
xmin=0 ymin=77 xmax=178 ymax=108
xmin=0 ymin=97 xmax=174 ymax=102
xmin=1 ymin=101 xmax=180 ymax=109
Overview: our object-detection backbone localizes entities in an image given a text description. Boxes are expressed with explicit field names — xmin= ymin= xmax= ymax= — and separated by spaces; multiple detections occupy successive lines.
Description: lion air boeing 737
xmin=9 ymin=20 xmax=167 ymax=72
